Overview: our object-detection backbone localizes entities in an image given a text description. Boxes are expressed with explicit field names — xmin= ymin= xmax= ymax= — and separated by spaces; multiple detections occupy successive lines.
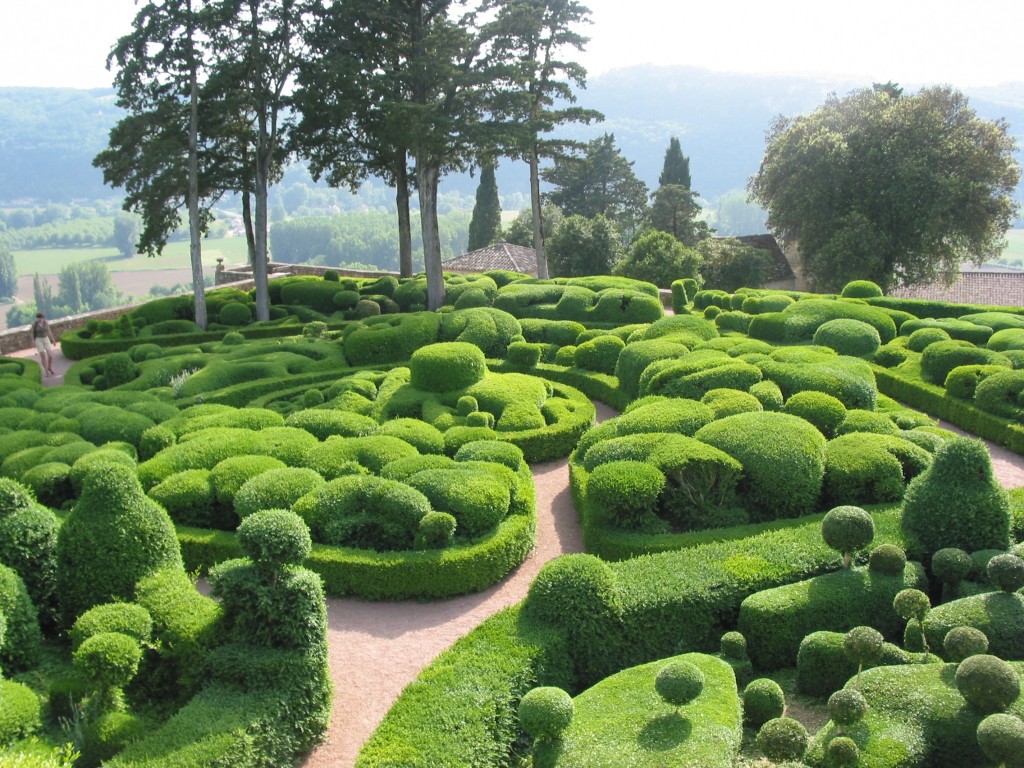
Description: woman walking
xmin=31 ymin=311 xmax=57 ymax=376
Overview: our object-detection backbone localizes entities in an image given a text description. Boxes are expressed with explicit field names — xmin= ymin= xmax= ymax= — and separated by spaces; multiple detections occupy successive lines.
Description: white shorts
xmin=35 ymin=337 xmax=52 ymax=354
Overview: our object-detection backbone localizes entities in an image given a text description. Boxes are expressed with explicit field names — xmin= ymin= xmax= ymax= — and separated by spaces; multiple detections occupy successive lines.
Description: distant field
xmin=12 ymin=236 xmax=251 ymax=276
xmin=1005 ymin=228 xmax=1024 ymax=260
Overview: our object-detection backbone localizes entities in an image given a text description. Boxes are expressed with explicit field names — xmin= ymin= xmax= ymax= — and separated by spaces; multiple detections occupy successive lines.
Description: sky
xmin=0 ymin=0 xmax=1021 ymax=90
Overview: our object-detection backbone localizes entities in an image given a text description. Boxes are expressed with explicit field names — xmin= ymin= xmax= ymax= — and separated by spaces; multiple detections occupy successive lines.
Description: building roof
xmin=891 ymin=271 xmax=1024 ymax=307
xmin=442 ymin=240 xmax=538 ymax=276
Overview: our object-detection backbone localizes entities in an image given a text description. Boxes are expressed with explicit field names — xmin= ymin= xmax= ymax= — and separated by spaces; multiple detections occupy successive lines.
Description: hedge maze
xmin=1 ymin=270 xmax=1024 ymax=766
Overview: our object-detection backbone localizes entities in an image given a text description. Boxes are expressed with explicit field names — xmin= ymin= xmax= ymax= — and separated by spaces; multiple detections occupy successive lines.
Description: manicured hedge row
xmin=358 ymin=505 xmax=913 ymax=765
xmin=873 ymin=365 xmax=1024 ymax=455
xmin=867 ymin=295 xmax=1024 ymax=321
xmin=175 ymin=463 xmax=537 ymax=600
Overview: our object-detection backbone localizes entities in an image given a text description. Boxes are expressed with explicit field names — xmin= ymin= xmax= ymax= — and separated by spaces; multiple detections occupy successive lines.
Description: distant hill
xmin=1 ymin=66 xmax=1022 ymax=209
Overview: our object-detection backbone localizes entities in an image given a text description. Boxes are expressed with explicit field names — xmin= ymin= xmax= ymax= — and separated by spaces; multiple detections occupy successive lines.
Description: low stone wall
xmin=215 ymin=263 xmax=398 ymax=285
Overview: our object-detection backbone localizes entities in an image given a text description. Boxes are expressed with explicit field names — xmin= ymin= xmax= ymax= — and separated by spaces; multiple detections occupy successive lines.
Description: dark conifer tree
xmin=659 ymin=137 xmax=691 ymax=189
xmin=468 ymin=161 xmax=502 ymax=250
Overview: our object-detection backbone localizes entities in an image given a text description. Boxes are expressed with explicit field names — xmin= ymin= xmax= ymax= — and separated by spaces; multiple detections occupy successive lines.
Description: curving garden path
xmin=12 ymin=343 xmax=1024 ymax=767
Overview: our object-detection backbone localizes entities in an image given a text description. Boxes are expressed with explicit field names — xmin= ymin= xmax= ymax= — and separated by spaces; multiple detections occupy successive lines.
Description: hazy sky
xmin=1 ymin=0 xmax=1021 ymax=90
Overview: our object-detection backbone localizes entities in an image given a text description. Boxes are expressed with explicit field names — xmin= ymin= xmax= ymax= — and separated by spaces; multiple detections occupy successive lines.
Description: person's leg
xmin=35 ymin=338 xmax=49 ymax=375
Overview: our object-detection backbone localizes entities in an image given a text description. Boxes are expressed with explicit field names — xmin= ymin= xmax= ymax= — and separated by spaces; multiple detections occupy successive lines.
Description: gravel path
xmin=11 ymin=346 xmax=1024 ymax=767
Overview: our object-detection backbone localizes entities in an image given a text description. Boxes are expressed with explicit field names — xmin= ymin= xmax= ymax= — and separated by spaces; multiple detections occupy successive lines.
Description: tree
xmin=649 ymin=185 xmax=710 ymax=246
xmin=467 ymin=160 xmax=502 ymax=250
xmin=614 ymin=229 xmax=700 ymax=288
xmin=0 ymin=248 xmax=16 ymax=300
xmin=543 ymin=133 xmax=648 ymax=236
xmin=697 ymin=237 xmax=773 ymax=292
xmin=490 ymin=0 xmax=601 ymax=279
xmin=749 ymin=85 xmax=1020 ymax=292
xmin=659 ymin=136 xmax=691 ymax=188
xmin=33 ymin=273 xmax=55 ymax=317
xmin=504 ymin=203 xmax=563 ymax=247
xmin=112 ymin=213 xmax=141 ymax=258
xmin=546 ymin=214 xmax=622 ymax=277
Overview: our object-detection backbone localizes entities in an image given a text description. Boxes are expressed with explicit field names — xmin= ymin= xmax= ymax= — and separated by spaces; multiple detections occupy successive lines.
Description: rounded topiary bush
xmin=955 ymin=654 xmax=1021 ymax=714
xmin=944 ymin=625 xmax=990 ymax=662
xmin=987 ymin=553 xmax=1024 ymax=593
xmin=0 ymin=679 xmax=41 ymax=746
xmin=743 ymin=678 xmax=785 ymax=727
xmin=845 ymin=626 xmax=884 ymax=677
xmin=355 ymin=298 xmax=381 ymax=318
xmin=74 ymin=631 xmax=143 ymax=695
xmin=209 ymin=455 xmax=287 ymax=507
xmin=234 ymin=467 xmax=325 ymax=520
xmin=721 ymin=631 xmax=748 ymax=660
xmin=415 ymin=511 xmax=457 ymax=550
xmin=869 ymin=543 xmax=907 ymax=576
xmin=70 ymin=602 xmax=153 ymax=652
xmin=757 ymin=716 xmax=809 ymax=762
xmin=782 ymin=390 xmax=847 ymax=438
xmin=827 ymin=735 xmax=860 ymax=768
xmin=410 ymin=342 xmax=486 ymax=393
xmin=829 ymin=687 xmax=868 ymax=729
xmin=586 ymin=460 xmax=665 ymax=529
xmin=893 ymin=588 xmax=931 ymax=622
xmin=841 ymin=280 xmax=883 ymax=299
xmin=237 ymin=509 xmax=312 ymax=570
xmin=654 ymin=660 xmax=705 ymax=709
xmin=813 ymin=318 xmax=882 ymax=358
xmin=102 ymin=353 xmax=138 ymax=389
xmin=907 ymin=326 xmax=951 ymax=353
xmin=506 ymin=341 xmax=541 ymax=368
xmin=218 ymin=301 xmax=252 ymax=326
xmin=574 ymin=335 xmax=625 ymax=375
xmin=56 ymin=462 xmax=183 ymax=627
xmin=901 ymin=437 xmax=1010 ymax=559
xmin=976 ymin=712 xmax=1024 ymax=767
xmin=932 ymin=546 xmax=973 ymax=596
xmin=822 ymin=506 xmax=875 ymax=568
xmin=518 ymin=686 xmax=574 ymax=741
xmin=454 ymin=440 xmax=524 ymax=471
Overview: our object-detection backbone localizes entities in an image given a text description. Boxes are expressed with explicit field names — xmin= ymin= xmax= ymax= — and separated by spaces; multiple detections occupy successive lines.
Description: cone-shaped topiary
xmin=518 ymin=686 xmax=574 ymax=741
xmin=822 ymin=506 xmax=875 ymax=568
xmin=944 ymin=626 xmax=989 ymax=663
xmin=956 ymin=654 xmax=1021 ymax=714
xmin=901 ymin=437 xmax=1010 ymax=559
xmin=655 ymin=660 xmax=705 ymax=708
xmin=977 ymin=713 xmax=1024 ymax=767
xmin=56 ymin=463 xmax=183 ymax=628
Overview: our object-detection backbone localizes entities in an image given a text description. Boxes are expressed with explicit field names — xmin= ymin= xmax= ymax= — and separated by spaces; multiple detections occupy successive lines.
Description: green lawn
xmin=12 ymin=236 xmax=251 ymax=276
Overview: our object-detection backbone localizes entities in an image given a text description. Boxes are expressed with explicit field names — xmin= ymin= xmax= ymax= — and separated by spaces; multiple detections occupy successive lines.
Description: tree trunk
xmin=242 ymin=190 xmax=257 ymax=264
xmin=530 ymin=143 xmax=548 ymax=280
xmin=396 ymin=155 xmax=413 ymax=278
xmin=186 ymin=15 xmax=207 ymax=330
xmin=252 ymin=115 xmax=271 ymax=322
xmin=417 ymin=160 xmax=445 ymax=310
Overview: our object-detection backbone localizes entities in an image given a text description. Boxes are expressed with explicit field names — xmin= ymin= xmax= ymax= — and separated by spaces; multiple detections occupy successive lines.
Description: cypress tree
xmin=659 ymin=137 xmax=692 ymax=189
xmin=468 ymin=161 xmax=502 ymax=251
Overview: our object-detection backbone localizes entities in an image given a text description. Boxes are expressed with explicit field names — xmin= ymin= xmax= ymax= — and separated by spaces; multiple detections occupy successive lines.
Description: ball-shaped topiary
xmin=845 ymin=626 xmax=884 ymax=682
xmin=518 ymin=686 xmax=574 ymax=741
xmin=822 ymin=506 xmax=875 ymax=568
xmin=743 ymin=678 xmax=785 ymax=727
xmin=955 ymin=654 xmax=1021 ymax=714
xmin=827 ymin=736 xmax=860 ymax=768
xmin=410 ymin=342 xmax=487 ymax=393
xmin=901 ymin=437 xmax=1010 ymax=559
xmin=506 ymin=341 xmax=542 ymax=368
xmin=74 ymin=631 xmax=142 ymax=694
xmin=757 ymin=717 xmax=809 ymax=762
xmin=222 ymin=330 xmax=245 ymax=345
xmin=56 ymin=462 xmax=183 ymax=627
xmin=907 ymin=326 xmax=951 ymax=353
xmin=720 ymin=631 xmax=748 ymax=660
xmin=976 ymin=713 xmax=1024 ymax=767
xmin=893 ymin=589 xmax=931 ymax=622
xmin=655 ymin=660 xmax=705 ymax=708
xmin=987 ymin=553 xmax=1024 ymax=593
xmin=0 ymin=679 xmax=41 ymax=746
xmin=218 ymin=301 xmax=252 ymax=326
xmin=932 ymin=547 xmax=973 ymax=587
xmin=237 ymin=509 xmax=312 ymax=571
xmin=586 ymin=460 xmax=665 ymax=529
xmin=944 ymin=625 xmax=990 ymax=663
xmin=865 ymin=545 xmax=907 ymax=578
xmin=783 ymin=390 xmax=848 ymax=438
xmin=234 ymin=467 xmax=326 ymax=520
xmin=414 ymin=511 xmax=457 ymax=550
xmin=70 ymin=602 xmax=153 ymax=652
xmin=102 ymin=353 xmax=138 ymax=388
xmin=454 ymin=440 xmax=524 ymax=471
xmin=828 ymin=687 xmax=868 ymax=728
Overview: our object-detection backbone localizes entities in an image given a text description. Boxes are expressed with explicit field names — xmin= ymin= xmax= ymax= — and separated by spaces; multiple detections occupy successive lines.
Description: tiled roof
xmin=442 ymin=241 xmax=538 ymax=276
xmin=891 ymin=271 xmax=1024 ymax=307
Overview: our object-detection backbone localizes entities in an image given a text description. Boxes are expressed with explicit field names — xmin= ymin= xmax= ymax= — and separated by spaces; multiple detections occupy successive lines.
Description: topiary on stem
xmin=987 ymin=553 xmax=1024 ymax=593
xmin=844 ymin=626 xmax=884 ymax=686
xmin=828 ymin=688 xmax=868 ymax=734
xmin=955 ymin=654 xmax=1021 ymax=714
xmin=655 ymin=660 xmax=705 ymax=709
xmin=893 ymin=589 xmax=931 ymax=654
xmin=822 ymin=506 xmax=875 ymax=568
xmin=932 ymin=547 xmax=973 ymax=602
xmin=827 ymin=735 xmax=860 ymax=768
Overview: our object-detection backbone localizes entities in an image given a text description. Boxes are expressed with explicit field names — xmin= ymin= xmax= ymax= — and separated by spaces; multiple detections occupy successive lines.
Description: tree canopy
xmin=659 ymin=136 xmax=691 ymax=188
xmin=749 ymin=85 xmax=1021 ymax=292
xmin=467 ymin=161 xmax=502 ymax=250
